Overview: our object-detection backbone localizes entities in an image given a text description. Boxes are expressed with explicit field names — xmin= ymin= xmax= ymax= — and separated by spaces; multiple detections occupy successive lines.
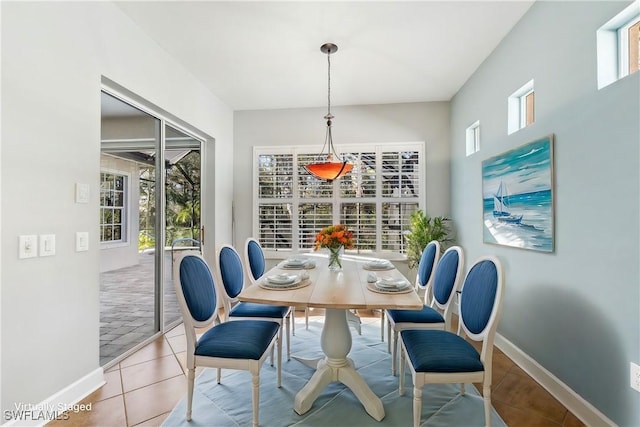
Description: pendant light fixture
xmin=305 ymin=43 xmax=353 ymax=181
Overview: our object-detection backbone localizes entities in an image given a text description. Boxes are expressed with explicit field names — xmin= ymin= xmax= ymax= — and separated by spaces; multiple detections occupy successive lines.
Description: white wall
xmin=0 ymin=1 xmax=233 ymax=414
xmin=234 ymin=102 xmax=451 ymax=257
xmin=450 ymin=1 xmax=639 ymax=425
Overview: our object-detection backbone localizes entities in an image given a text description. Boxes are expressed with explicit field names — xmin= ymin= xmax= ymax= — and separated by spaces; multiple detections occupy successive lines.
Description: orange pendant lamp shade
xmin=305 ymin=43 xmax=352 ymax=182
xmin=305 ymin=161 xmax=353 ymax=181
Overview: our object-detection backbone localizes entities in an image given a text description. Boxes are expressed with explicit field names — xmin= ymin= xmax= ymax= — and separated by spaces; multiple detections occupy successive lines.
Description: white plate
xmin=260 ymin=277 xmax=310 ymax=291
xmin=376 ymin=282 xmax=410 ymax=291
xmin=363 ymin=260 xmax=394 ymax=270
xmin=377 ymin=277 xmax=409 ymax=288
xmin=368 ymin=259 xmax=391 ymax=266
xmin=280 ymin=259 xmax=316 ymax=269
xmin=285 ymin=257 xmax=307 ymax=265
xmin=367 ymin=282 xmax=413 ymax=294
xmin=266 ymin=274 xmax=298 ymax=285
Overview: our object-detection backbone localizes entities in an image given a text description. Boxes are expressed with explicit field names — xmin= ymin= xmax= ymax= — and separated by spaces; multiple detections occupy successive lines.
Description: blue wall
xmin=450 ymin=2 xmax=639 ymax=425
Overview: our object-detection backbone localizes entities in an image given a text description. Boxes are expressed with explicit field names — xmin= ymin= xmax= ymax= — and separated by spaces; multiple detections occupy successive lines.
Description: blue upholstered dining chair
xmin=173 ymin=253 xmax=281 ymax=427
xmin=386 ymin=245 xmax=464 ymax=375
xmin=399 ymin=255 xmax=505 ymax=427
xmin=384 ymin=241 xmax=440 ymax=351
xmin=217 ymin=244 xmax=292 ymax=360
xmin=244 ymin=237 xmax=297 ymax=337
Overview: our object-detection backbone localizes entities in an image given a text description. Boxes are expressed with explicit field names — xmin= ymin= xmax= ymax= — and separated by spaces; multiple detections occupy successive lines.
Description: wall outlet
xmin=631 ymin=362 xmax=640 ymax=392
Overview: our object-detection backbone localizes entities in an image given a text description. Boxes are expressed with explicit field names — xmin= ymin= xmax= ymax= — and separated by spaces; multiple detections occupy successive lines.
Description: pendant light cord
xmin=325 ymin=49 xmax=339 ymax=160
xmin=327 ymin=51 xmax=331 ymax=118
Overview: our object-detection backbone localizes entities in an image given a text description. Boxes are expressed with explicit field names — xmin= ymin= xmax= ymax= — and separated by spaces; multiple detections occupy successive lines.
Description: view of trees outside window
xmin=139 ymin=150 xmax=201 ymax=250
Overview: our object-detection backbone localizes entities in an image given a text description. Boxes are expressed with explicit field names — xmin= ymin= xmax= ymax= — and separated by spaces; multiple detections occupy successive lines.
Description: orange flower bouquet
xmin=314 ymin=224 xmax=355 ymax=270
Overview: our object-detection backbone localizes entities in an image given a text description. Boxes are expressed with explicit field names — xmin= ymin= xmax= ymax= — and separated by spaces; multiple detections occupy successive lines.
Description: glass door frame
xmin=101 ymin=84 xmax=207 ymax=361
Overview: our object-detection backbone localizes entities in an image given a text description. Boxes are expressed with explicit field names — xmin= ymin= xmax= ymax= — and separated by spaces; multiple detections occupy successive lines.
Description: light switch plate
xmin=19 ymin=235 xmax=38 ymax=259
xmin=76 ymin=232 xmax=89 ymax=252
xmin=39 ymin=234 xmax=56 ymax=257
xmin=75 ymin=183 xmax=90 ymax=204
xmin=631 ymin=362 xmax=640 ymax=392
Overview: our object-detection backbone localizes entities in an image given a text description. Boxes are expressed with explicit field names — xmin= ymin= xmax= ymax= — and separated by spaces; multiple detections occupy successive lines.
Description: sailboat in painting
xmin=493 ymin=181 xmax=523 ymax=224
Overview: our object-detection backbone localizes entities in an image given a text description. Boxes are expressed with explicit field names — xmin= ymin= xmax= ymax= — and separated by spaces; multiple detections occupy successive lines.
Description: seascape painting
xmin=482 ymin=135 xmax=554 ymax=252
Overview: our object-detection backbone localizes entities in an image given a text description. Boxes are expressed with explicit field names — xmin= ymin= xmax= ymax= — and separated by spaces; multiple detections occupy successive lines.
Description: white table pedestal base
xmin=293 ymin=308 xmax=385 ymax=421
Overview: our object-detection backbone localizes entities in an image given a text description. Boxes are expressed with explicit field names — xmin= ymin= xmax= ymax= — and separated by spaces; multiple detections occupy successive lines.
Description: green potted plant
xmin=404 ymin=210 xmax=453 ymax=269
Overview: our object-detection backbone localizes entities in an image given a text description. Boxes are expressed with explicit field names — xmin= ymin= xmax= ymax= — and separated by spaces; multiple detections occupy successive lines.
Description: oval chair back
xmin=216 ymin=244 xmax=246 ymax=315
xmin=176 ymin=254 xmax=218 ymax=325
xmin=415 ymin=240 xmax=441 ymax=306
xmin=459 ymin=255 xmax=504 ymax=342
xmin=245 ymin=238 xmax=266 ymax=282
xmin=173 ymin=253 xmax=220 ymax=380
xmin=429 ymin=246 xmax=464 ymax=315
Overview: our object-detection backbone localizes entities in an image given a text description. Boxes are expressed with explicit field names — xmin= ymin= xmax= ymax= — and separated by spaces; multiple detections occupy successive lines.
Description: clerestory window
xmin=508 ymin=79 xmax=535 ymax=135
xmin=597 ymin=3 xmax=640 ymax=88
xmin=466 ymin=121 xmax=480 ymax=156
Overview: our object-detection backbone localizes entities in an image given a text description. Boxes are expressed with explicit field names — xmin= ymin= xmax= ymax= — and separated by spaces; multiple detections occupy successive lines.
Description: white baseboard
xmin=495 ymin=333 xmax=617 ymax=427
xmin=2 ymin=368 xmax=104 ymax=427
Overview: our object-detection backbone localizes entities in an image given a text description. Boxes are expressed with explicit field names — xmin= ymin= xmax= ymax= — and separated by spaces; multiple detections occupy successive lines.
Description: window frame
xmin=100 ymin=169 xmax=130 ymax=248
xmin=619 ymin=15 xmax=640 ymax=77
xmin=508 ymin=79 xmax=535 ymax=135
xmin=465 ymin=120 xmax=480 ymax=156
xmin=253 ymin=142 xmax=425 ymax=258
xmin=597 ymin=3 xmax=640 ymax=89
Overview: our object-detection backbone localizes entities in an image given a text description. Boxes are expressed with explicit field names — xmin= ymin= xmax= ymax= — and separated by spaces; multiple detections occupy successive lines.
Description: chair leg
xmin=270 ymin=345 xmax=275 ymax=367
xmin=272 ymin=327 xmax=283 ymax=367
xmin=277 ymin=333 xmax=283 ymax=388
xmin=483 ymin=384 xmax=492 ymax=427
xmin=186 ymin=368 xmax=195 ymax=421
xmin=286 ymin=314 xmax=291 ymax=360
xmin=398 ymin=346 xmax=405 ymax=396
xmin=380 ymin=310 xmax=385 ymax=342
xmin=252 ymin=373 xmax=260 ymax=427
xmin=391 ymin=329 xmax=399 ymax=375
xmin=460 ymin=383 xmax=466 ymax=395
xmin=291 ymin=307 xmax=296 ymax=336
xmin=387 ymin=320 xmax=391 ymax=353
xmin=305 ymin=307 xmax=309 ymax=329
xmin=413 ymin=386 xmax=422 ymax=427
xmin=347 ymin=310 xmax=362 ymax=335
xmin=217 ymin=368 xmax=221 ymax=384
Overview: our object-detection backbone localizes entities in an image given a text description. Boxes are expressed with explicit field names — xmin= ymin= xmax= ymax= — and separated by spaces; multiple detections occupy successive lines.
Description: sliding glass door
xmin=100 ymin=91 xmax=203 ymax=367
xmin=164 ymin=124 xmax=201 ymax=329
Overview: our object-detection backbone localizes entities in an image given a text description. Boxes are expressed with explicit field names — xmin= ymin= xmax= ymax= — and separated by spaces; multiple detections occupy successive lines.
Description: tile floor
xmin=49 ymin=310 xmax=586 ymax=427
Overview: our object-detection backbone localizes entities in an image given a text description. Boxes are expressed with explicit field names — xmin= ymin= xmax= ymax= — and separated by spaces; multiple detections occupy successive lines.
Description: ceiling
xmin=114 ymin=1 xmax=534 ymax=111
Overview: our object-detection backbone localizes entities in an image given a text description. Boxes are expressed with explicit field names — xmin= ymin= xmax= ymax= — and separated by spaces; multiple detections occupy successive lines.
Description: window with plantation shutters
xmin=254 ymin=142 xmax=424 ymax=255
xmin=100 ymin=171 xmax=128 ymax=244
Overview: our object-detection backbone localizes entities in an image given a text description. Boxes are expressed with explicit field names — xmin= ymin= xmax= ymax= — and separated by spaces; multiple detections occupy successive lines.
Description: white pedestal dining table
xmin=238 ymin=254 xmax=422 ymax=421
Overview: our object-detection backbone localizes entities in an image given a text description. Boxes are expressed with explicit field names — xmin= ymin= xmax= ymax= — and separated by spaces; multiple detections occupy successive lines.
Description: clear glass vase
xmin=328 ymin=246 xmax=343 ymax=271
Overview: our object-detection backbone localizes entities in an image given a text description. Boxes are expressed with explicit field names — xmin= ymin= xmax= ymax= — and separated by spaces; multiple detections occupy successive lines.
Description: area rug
xmin=162 ymin=319 xmax=506 ymax=427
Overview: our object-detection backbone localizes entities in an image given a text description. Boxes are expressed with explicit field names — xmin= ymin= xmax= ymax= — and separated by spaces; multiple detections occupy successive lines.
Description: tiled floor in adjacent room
xmin=48 ymin=310 xmax=586 ymax=427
